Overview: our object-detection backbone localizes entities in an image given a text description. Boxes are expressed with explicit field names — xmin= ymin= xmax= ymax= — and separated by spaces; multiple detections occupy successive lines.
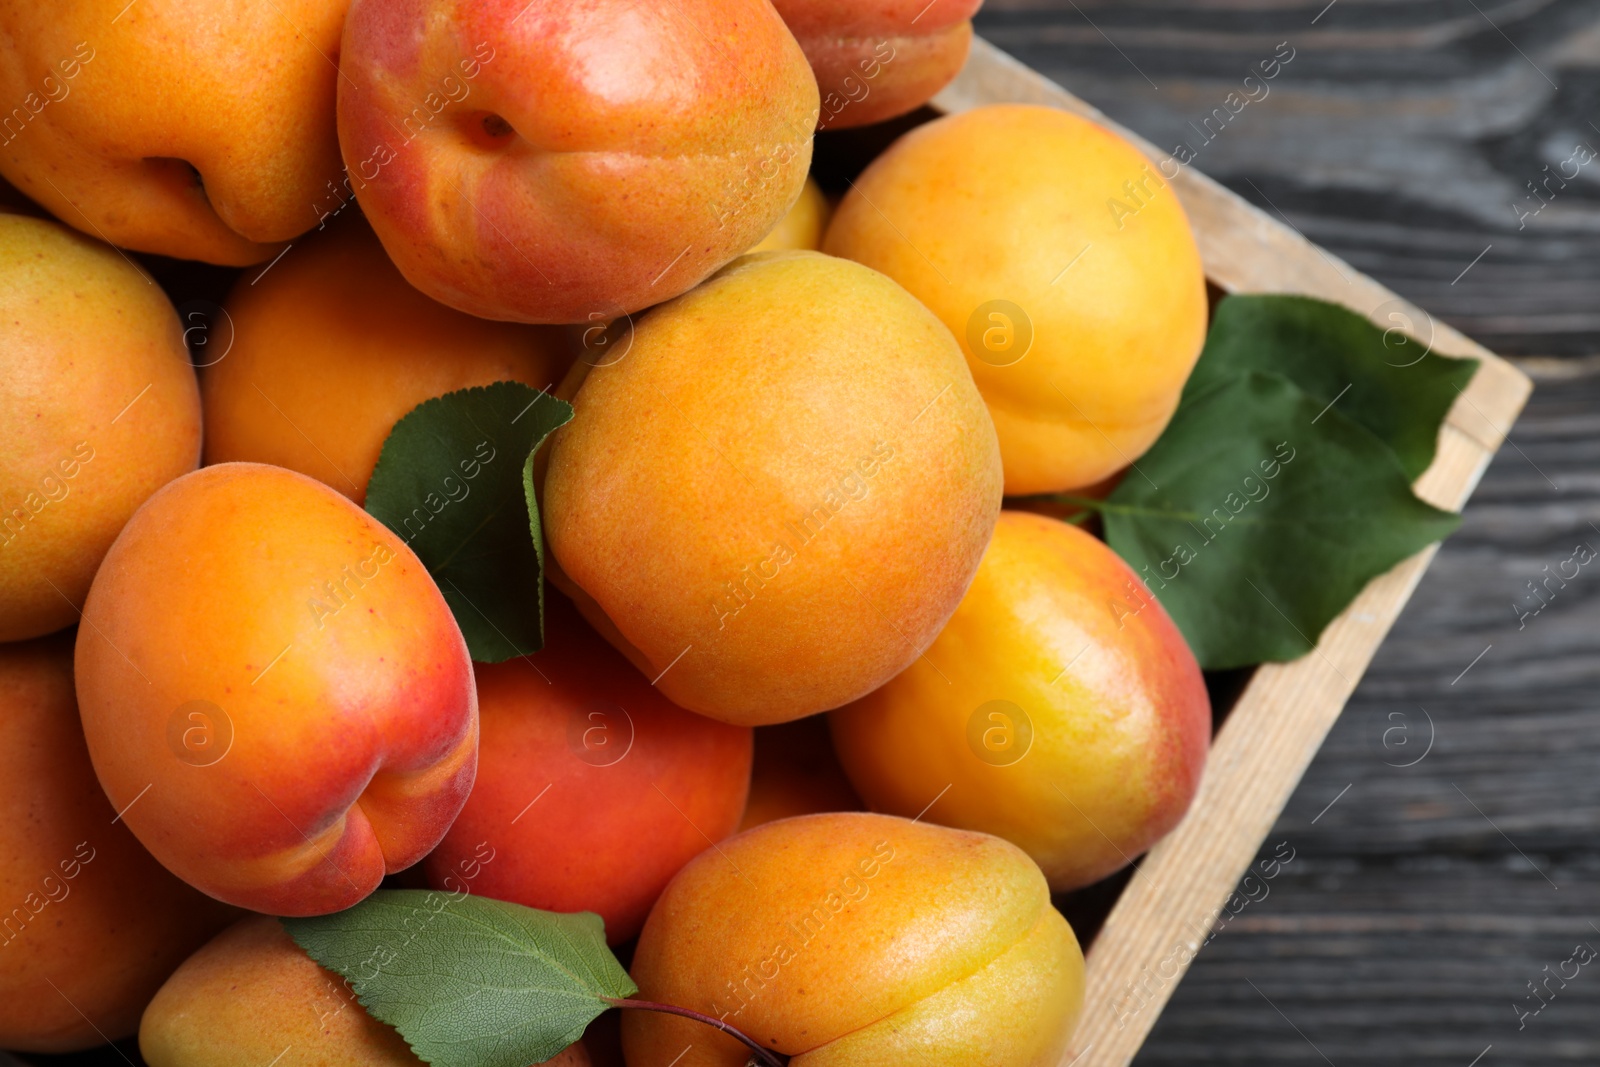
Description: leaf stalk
xmin=604 ymin=997 xmax=789 ymax=1067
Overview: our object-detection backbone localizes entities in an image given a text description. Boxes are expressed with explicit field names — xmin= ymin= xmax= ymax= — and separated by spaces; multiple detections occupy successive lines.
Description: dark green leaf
xmin=283 ymin=890 xmax=635 ymax=1067
xmin=1184 ymin=294 xmax=1478 ymax=479
xmin=1102 ymin=372 xmax=1460 ymax=669
xmin=364 ymin=382 xmax=573 ymax=662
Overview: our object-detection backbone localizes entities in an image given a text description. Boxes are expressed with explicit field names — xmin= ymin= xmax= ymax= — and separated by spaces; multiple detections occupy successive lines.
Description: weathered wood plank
xmin=976 ymin=0 xmax=1600 ymax=357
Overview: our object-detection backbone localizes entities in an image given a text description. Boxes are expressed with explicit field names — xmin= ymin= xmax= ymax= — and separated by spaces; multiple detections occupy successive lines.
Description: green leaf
xmin=364 ymin=382 xmax=573 ymax=663
xmin=1184 ymin=294 xmax=1478 ymax=480
xmin=283 ymin=890 xmax=635 ymax=1067
xmin=1101 ymin=372 xmax=1461 ymax=669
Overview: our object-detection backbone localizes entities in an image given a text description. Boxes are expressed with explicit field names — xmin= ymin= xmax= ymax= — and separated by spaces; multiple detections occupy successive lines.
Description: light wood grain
xmin=932 ymin=37 xmax=1533 ymax=1067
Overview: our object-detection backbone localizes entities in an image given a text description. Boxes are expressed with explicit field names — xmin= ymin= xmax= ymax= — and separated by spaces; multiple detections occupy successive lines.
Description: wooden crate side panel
xmin=929 ymin=38 xmax=1534 ymax=1067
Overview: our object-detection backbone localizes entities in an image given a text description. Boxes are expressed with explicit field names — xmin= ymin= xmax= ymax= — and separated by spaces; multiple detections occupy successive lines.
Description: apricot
xmin=74 ymin=463 xmax=477 ymax=916
xmin=202 ymin=215 xmax=570 ymax=505
xmin=831 ymin=511 xmax=1211 ymax=890
xmin=337 ymin=0 xmax=819 ymax=324
xmin=749 ymin=177 xmax=831 ymax=253
xmin=774 ymin=0 xmax=982 ymax=130
xmin=0 ymin=214 xmax=201 ymax=642
xmin=140 ymin=915 xmax=591 ymax=1067
xmin=623 ymin=812 xmax=1084 ymax=1065
xmin=543 ymin=250 xmax=1002 ymax=725
xmin=0 ymin=635 xmax=234 ymax=1053
xmin=738 ymin=715 xmax=862 ymax=831
xmin=824 ymin=104 xmax=1209 ymax=493
xmin=0 ymin=0 xmax=349 ymax=264
xmin=422 ymin=593 xmax=751 ymax=944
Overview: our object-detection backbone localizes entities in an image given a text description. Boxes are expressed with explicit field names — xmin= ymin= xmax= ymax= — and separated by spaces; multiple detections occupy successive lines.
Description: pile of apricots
xmin=0 ymin=1 xmax=1214 ymax=1064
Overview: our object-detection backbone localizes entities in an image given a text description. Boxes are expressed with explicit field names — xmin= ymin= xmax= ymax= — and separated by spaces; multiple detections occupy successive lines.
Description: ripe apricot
xmin=749 ymin=177 xmax=831 ymax=253
xmin=140 ymin=916 xmax=591 ymax=1067
xmin=773 ymin=0 xmax=982 ymax=130
xmin=831 ymin=511 xmax=1211 ymax=890
xmin=0 ymin=0 xmax=349 ymax=264
xmin=0 ymin=214 xmax=200 ymax=641
xmin=544 ymin=251 xmax=1002 ymax=726
xmin=202 ymin=215 xmax=569 ymax=505
xmin=75 ymin=463 xmax=477 ymax=916
xmin=337 ymin=0 xmax=818 ymax=323
xmin=623 ymin=812 xmax=1084 ymax=1065
xmin=0 ymin=635 xmax=234 ymax=1052
xmin=738 ymin=716 xmax=862 ymax=831
xmin=422 ymin=594 xmax=751 ymax=944
xmin=824 ymin=104 xmax=1208 ymax=494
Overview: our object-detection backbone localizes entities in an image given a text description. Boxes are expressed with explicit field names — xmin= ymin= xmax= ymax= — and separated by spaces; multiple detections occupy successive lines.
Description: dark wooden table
xmin=972 ymin=1 xmax=1600 ymax=1062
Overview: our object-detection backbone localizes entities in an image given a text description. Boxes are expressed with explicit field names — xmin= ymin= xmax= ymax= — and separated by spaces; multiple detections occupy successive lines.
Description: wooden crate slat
xmin=928 ymin=37 xmax=1534 ymax=1067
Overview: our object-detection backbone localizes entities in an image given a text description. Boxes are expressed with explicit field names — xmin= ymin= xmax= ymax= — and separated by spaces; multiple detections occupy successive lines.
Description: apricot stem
xmin=604 ymin=998 xmax=788 ymax=1067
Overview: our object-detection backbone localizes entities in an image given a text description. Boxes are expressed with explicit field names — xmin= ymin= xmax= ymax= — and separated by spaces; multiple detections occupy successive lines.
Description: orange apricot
xmin=0 ymin=635 xmax=234 ymax=1052
xmin=202 ymin=215 xmax=570 ymax=505
xmin=0 ymin=0 xmax=349 ymax=264
xmin=739 ymin=716 xmax=862 ymax=831
xmin=140 ymin=916 xmax=591 ymax=1067
xmin=75 ymin=463 xmax=477 ymax=916
xmin=773 ymin=0 xmax=983 ymax=130
xmin=544 ymin=251 xmax=1002 ymax=726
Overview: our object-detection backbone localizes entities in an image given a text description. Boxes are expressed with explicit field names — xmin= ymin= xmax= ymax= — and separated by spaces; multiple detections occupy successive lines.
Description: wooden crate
xmin=927 ymin=38 xmax=1534 ymax=1067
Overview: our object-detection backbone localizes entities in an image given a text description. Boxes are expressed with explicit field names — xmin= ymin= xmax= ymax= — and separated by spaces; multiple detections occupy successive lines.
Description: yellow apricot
xmin=0 ymin=214 xmax=200 ymax=641
xmin=623 ymin=812 xmax=1084 ymax=1065
xmin=831 ymin=511 xmax=1211 ymax=890
xmin=824 ymin=104 xmax=1208 ymax=494
xmin=749 ymin=177 xmax=831 ymax=253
